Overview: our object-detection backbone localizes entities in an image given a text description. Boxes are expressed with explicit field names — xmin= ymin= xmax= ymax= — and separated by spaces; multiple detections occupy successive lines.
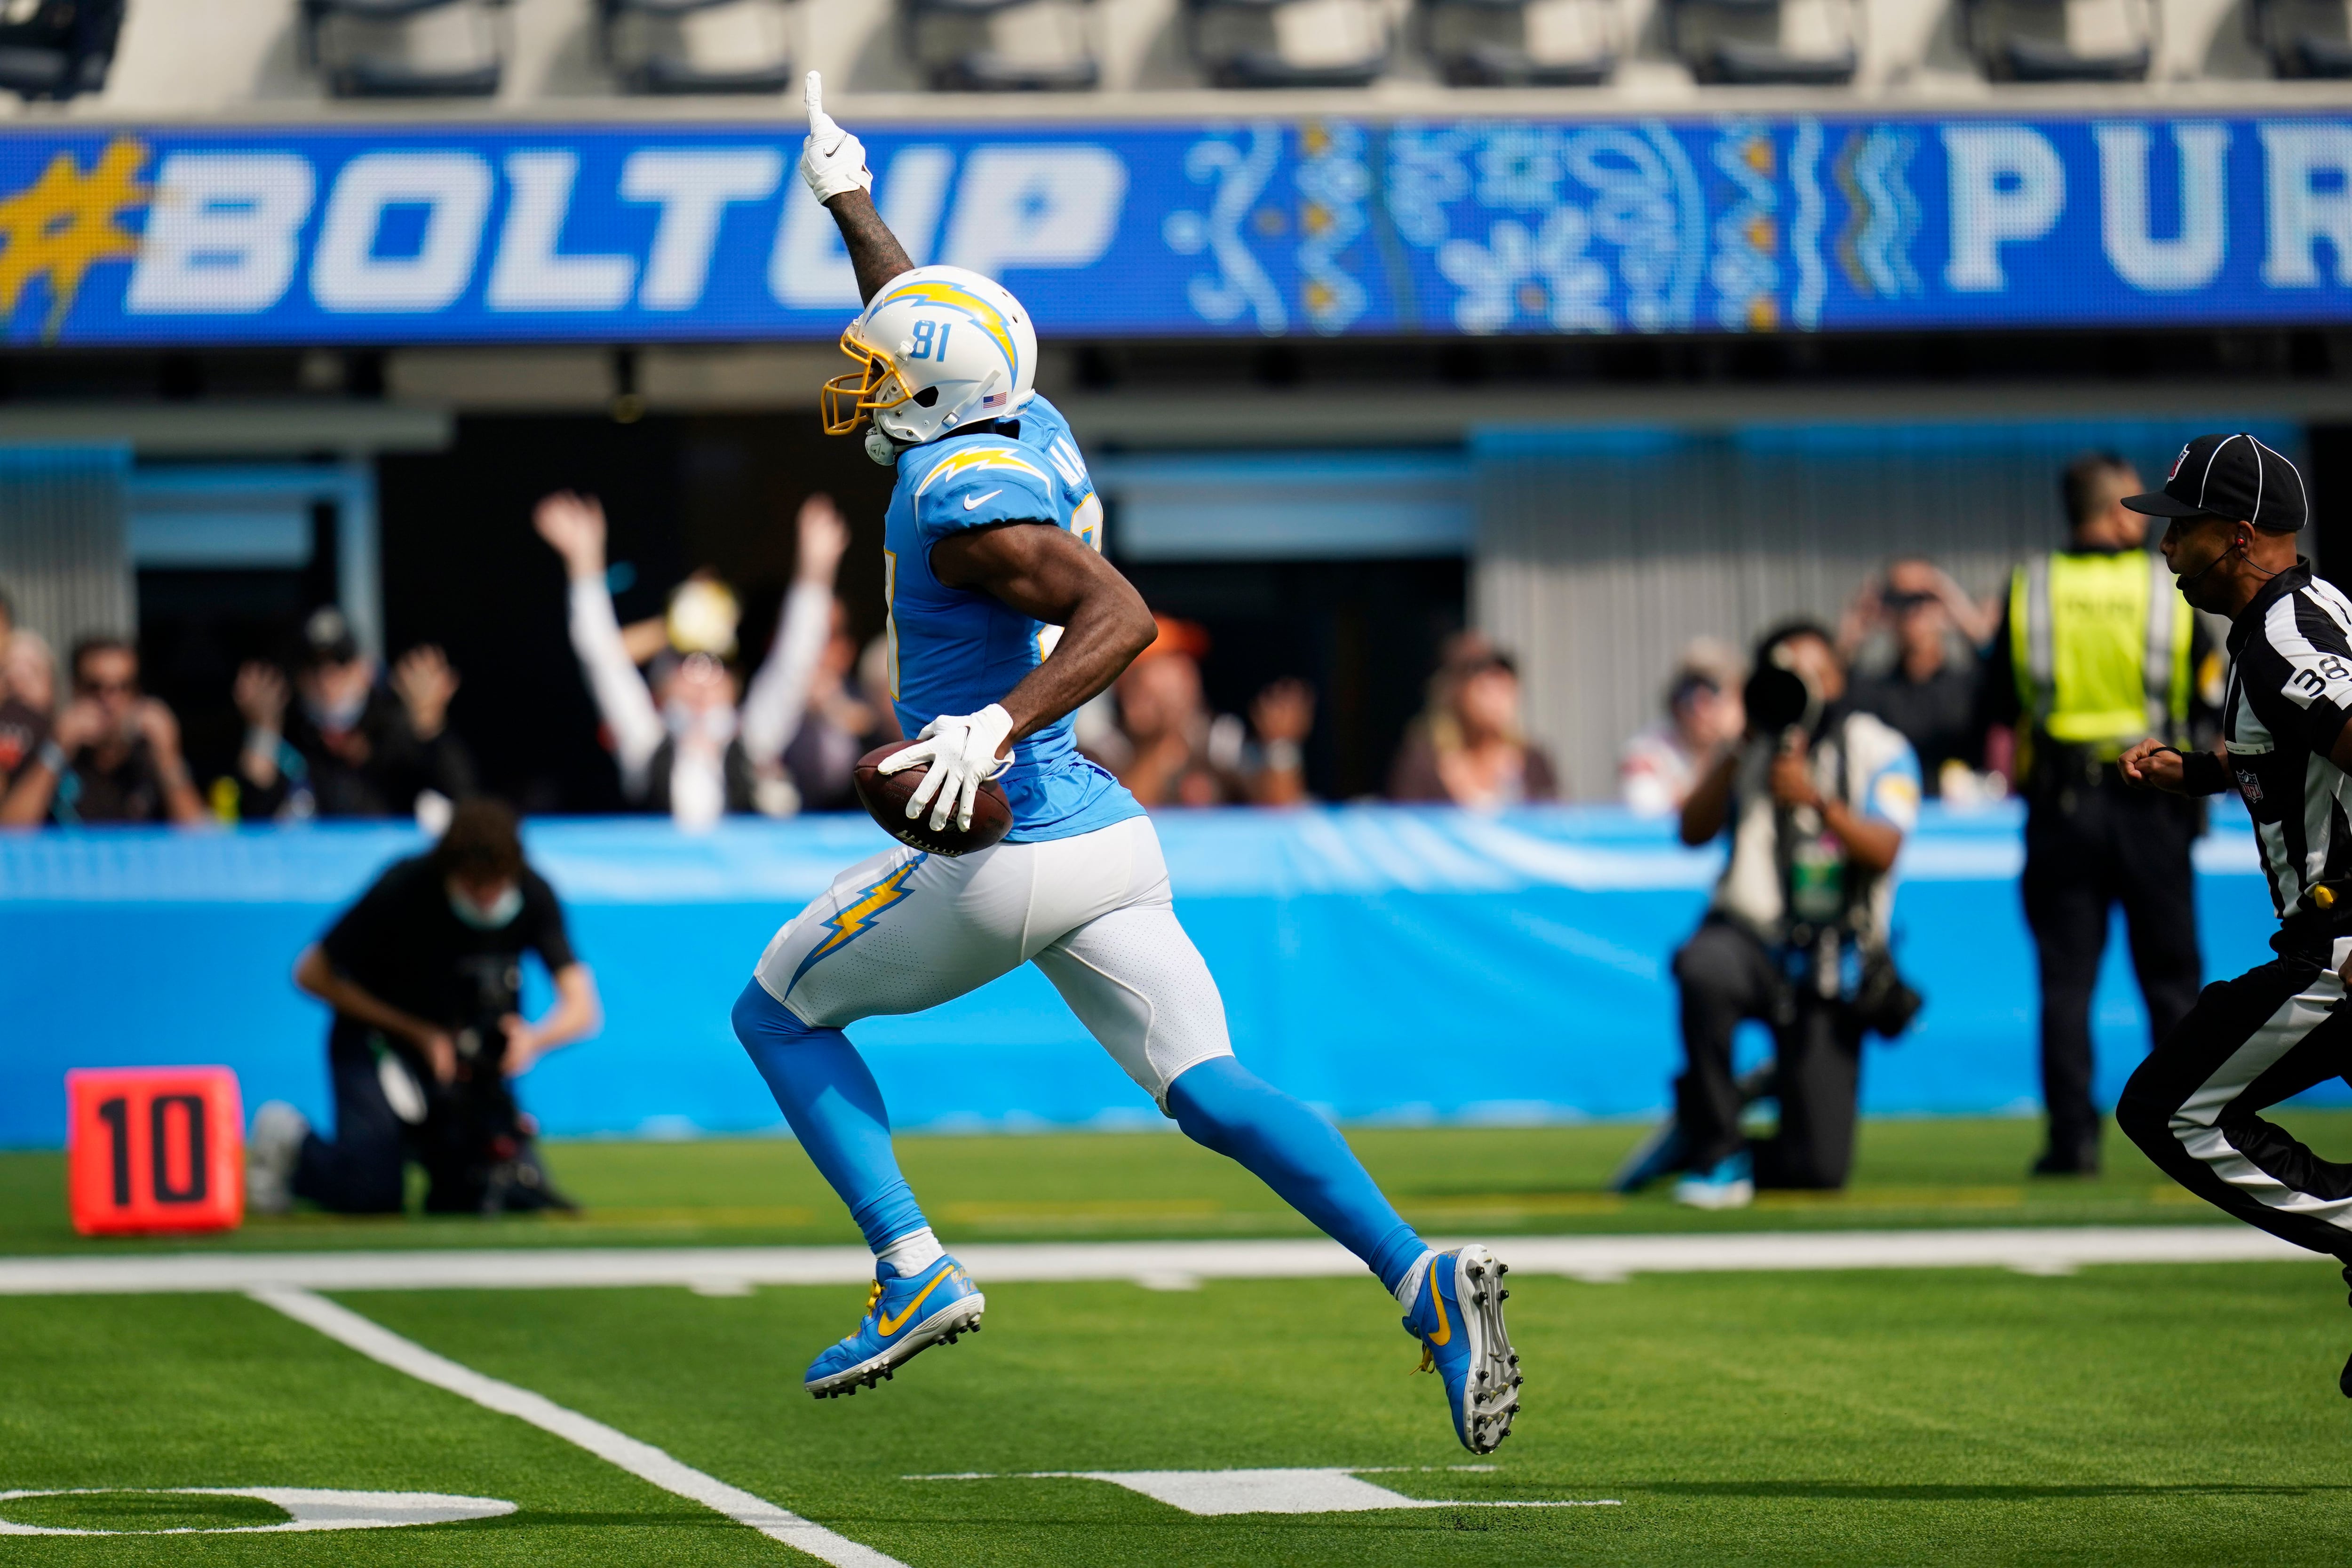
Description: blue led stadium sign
xmin=0 ymin=113 xmax=2344 ymax=345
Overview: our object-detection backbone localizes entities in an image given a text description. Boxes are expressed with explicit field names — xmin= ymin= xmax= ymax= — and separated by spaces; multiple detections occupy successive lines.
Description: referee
xmin=2111 ymin=435 xmax=2352 ymax=1393
xmin=1982 ymin=453 xmax=2212 ymax=1176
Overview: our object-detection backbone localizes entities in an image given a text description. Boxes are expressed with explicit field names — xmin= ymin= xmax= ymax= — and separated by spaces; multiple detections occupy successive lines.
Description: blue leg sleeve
xmin=731 ymin=979 xmax=928 ymax=1252
xmin=1166 ymin=1055 xmax=1428 ymax=1293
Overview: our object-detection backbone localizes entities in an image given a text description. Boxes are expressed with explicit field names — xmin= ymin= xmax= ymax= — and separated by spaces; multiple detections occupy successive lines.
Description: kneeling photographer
xmin=1653 ymin=621 xmax=1923 ymax=1209
xmin=247 ymin=798 xmax=601 ymax=1216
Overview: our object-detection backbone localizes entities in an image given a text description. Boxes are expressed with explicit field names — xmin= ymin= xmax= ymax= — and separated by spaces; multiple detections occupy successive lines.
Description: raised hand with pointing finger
xmin=800 ymin=72 xmax=872 ymax=206
xmin=801 ymin=70 xmax=917 ymax=303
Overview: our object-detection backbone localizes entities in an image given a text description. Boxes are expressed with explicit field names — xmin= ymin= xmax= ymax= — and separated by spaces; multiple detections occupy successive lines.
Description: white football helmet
xmin=822 ymin=265 xmax=1037 ymax=447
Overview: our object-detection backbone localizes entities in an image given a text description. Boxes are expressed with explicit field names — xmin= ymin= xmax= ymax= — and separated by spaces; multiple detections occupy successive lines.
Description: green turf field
xmin=0 ymin=1111 xmax=2320 ymax=1255
xmin=6 ymin=1116 xmax=2352 ymax=1563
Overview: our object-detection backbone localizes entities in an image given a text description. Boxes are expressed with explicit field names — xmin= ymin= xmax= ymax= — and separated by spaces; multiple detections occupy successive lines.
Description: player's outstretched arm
xmin=801 ymin=72 xmax=913 ymax=304
xmin=933 ymin=522 xmax=1157 ymax=748
xmin=831 ymin=191 xmax=915 ymax=305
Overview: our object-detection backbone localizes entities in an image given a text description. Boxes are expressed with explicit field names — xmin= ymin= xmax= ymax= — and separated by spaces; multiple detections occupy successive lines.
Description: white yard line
xmin=0 ymin=1225 xmax=2314 ymax=1297
xmin=247 ymin=1286 xmax=904 ymax=1568
xmin=904 ymin=1468 xmax=1619 ymax=1514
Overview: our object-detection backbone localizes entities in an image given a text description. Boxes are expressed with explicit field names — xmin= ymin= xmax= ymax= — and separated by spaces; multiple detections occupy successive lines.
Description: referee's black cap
xmin=2122 ymin=432 xmax=2307 ymax=532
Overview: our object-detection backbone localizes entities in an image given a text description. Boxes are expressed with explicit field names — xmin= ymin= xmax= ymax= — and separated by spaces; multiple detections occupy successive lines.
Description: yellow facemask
xmin=821 ymin=325 xmax=916 ymax=436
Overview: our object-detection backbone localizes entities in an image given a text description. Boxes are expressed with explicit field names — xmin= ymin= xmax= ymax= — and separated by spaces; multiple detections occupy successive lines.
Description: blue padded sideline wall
xmin=0 ymin=804 xmax=2296 ymax=1149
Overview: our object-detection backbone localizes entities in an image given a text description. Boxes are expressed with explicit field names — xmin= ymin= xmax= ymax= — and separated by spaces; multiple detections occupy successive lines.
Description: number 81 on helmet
xmin=822 ymin=265 xmax=1039 ymax=448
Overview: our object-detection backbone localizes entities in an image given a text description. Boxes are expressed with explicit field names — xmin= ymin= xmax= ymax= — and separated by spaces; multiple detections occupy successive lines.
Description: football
xmin=853 ymin=741 xmax=1014 ymax=857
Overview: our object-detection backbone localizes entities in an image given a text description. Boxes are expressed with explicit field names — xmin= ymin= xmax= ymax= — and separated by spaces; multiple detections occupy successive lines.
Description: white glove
xmin=799 ymin=71 xmax=871 ymax=205
xmin=881 ymin=704 xmax=1015 ymax=834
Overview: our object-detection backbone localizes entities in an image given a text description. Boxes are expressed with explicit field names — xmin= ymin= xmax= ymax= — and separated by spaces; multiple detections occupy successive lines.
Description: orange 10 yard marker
xmin=65 ymin=1067 xmax=245 ymax=1236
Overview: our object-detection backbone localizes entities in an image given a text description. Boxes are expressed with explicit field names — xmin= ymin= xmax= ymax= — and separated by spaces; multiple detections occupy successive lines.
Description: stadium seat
xmin=1665 ymin=0 xmax=1858 ymax=83
xmin=2249 ymin=0 xmax=2352 ymax=75
xmin=1188 ymin=0 xmax=1391 ymax=87
xmin=601 ymin=0 xmax=795 ymax=95
xmin=0 ymin=0 xmax=122 ymax=102
xmin=1418 ymin=0 xmax=1619 ymax=84
xmin=904 ymin=0 xmax=1099 ymax=92
xmin=1961 ymin=0 xmax=2154 ymax=80
xmin=303 ymin=0 xmax=505 ymax=98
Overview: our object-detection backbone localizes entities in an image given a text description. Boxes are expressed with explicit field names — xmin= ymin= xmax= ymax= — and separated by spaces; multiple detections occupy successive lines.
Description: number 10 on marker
xmin=65 ymin=1067 xmax=246 ymax=1236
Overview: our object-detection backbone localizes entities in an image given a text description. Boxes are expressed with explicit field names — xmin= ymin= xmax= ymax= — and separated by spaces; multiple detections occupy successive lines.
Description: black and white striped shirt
xmin=2222 ymin=561 xmax=2352 ymax=920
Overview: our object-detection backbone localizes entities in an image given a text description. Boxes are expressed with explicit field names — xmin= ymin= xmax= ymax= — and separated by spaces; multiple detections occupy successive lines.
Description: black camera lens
xmin=1744 ymin=664 xmax=1813 ymax=735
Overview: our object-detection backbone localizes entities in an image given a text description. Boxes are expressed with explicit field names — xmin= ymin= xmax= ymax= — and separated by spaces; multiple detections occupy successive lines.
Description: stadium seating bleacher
xmin=0 ymin=0 xmax=121 ymax=102
xmin=1188 ymin=0 xmax=1392 ymax=87
xmin=2249 ymin=0 xmax=2352 ymax=76
xmin=1962 ymin=0 xmax=2154 ymax=81
xmin=303 ymin=0 xmax=506 ymax=98
xmin=903 ymin=0 xmax=1100 ymax=92
xmin=32 ymin=0 xmax=2352 ymax=118
xmin=1418 ymin=0 xmax=1620 ymax=85
xmin=599 ymin=0 xmax=796 ymax=95
xmin=1665 ymin=0 xmax=1858 ymax=83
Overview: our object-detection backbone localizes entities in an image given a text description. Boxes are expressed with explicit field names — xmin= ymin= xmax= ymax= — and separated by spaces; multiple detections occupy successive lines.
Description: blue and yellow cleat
xmin=1403 ymin=1245 xmax=1521 ymax=1454
xmin=804 ymin=1255 xmax=985 ymax=1400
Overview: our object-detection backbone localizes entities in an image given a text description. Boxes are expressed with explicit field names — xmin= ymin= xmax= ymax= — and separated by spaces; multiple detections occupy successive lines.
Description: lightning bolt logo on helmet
xmin=822 ymin=264 xmax=1039 ymax=449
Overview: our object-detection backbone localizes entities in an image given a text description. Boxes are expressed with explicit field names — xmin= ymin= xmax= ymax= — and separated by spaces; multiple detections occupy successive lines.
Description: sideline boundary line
xmin=0 ymin=1226 xmax=2313 ymax=1296
xmin=248 ymin=1286 xmax=903 ymax=1568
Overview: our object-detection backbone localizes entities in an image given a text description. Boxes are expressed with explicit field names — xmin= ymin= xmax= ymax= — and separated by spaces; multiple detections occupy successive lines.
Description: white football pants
xmin=751 ymin=814 xmax=1233 ymax=1104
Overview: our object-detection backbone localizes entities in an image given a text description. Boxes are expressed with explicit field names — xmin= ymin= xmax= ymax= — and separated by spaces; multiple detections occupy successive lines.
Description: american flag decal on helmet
xmin=2168 ymin=444 xmax=2190 ymax=480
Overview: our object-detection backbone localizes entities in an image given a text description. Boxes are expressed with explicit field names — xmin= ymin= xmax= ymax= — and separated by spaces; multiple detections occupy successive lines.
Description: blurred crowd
xmin=0 ymin=458 xmax=2213 ymax=833
xmin=0 ymin=490 xmax=1576 ymax=829
xmin=1616 ymin=558 xmax=2014 ymax=816
xmin=0 ymin=581 xmax=481 ymax=831
xmin=0 ymin=509 xmax=2112 ymax=835
xmin=0 ymin=602 xmax=207 ymax=828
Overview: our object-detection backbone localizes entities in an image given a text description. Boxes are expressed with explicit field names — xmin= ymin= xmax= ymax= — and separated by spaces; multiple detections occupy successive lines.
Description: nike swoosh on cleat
xmin=877 ymin=1270 xmax=954 ymax=1336
xmin=1427 ymin=1266 xmax=1451 ymax=1347
xmin=962 ymin=489 xmax=1002 ymax=511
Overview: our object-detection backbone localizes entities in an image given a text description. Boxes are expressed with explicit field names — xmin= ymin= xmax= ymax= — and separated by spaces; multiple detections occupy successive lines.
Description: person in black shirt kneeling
xmin=246 ymin=798 xmax=601 ymax=1216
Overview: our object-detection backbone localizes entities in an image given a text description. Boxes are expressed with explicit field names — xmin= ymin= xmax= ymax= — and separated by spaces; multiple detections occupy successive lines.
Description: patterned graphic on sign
xmin=0 ymin=115 xmax=2336 ymax=343
xmin=1390 ymin=121 xmax=1705 ymax=334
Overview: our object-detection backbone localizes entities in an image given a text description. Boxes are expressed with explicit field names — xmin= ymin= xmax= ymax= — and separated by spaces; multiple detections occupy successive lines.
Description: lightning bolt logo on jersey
xmin=882 ymin=391 xmax=1139 ymax=844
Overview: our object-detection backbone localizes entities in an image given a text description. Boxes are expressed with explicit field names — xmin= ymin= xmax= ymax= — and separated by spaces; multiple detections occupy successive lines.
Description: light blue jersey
xmin=882 ymin=393 xmax=1143 ymax=843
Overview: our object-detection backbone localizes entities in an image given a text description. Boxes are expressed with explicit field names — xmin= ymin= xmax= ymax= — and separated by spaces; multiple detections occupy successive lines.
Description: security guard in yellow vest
xmin=1981 ymin=452 xmax=2213 ymax=1175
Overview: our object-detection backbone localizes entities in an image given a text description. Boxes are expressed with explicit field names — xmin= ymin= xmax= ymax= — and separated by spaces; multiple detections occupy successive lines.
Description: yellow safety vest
xmin=2009 ymin=549 xmax=2194 ymax=761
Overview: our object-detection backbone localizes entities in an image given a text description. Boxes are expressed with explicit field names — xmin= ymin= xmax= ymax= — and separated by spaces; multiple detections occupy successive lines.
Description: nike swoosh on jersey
xmin=963 ymin=489 xmax=1002 ymax=511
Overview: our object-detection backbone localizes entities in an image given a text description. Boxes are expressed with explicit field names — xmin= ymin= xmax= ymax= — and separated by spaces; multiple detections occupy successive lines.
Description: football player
xmin=726 ymin=74 xmax=1520 ymax=1453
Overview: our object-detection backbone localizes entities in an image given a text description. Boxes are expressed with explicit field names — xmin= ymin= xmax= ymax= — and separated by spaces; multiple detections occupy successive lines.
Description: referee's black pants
xmin=2021 ymin=782 xmax=2202 ymax=1169
xmin=2119 ymin=931 xmax=2352 ymax=1262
